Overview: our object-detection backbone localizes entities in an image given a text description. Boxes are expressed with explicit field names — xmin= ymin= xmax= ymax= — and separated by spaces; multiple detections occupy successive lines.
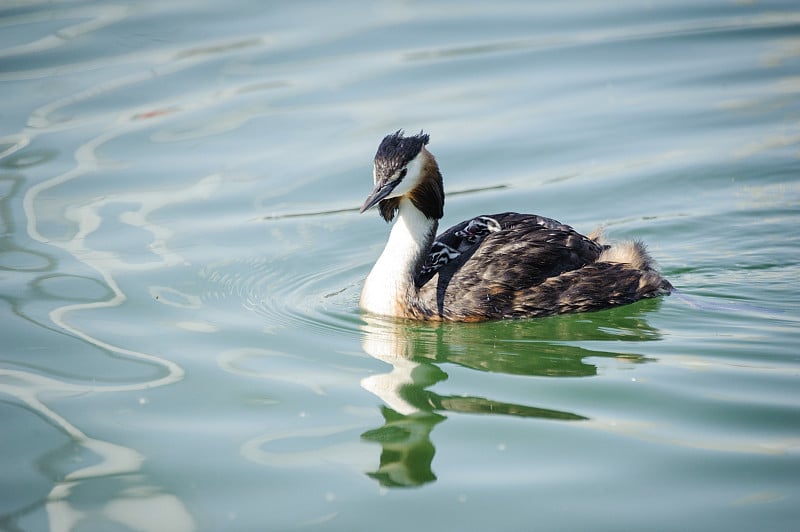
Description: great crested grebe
xmin=359 ymin=130 xmax=672 ymax=321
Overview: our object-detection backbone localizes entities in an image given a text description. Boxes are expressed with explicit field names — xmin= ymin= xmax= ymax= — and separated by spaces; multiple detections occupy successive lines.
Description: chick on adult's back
xmin=359 ymin=130 xmax=671 ymax=321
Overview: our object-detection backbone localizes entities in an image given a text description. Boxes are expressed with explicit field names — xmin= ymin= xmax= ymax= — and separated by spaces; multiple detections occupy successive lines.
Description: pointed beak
xmin=359 ymin=179 xmax=398 ymax=213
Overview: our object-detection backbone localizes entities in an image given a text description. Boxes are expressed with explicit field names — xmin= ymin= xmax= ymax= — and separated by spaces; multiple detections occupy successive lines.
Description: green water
xmin=1 ymin=1 xmax=799 ymax=530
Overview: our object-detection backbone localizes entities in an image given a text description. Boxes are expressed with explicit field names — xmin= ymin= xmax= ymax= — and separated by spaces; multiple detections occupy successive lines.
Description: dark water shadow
xmin=358 ymin=299 xmax=664 ymax=487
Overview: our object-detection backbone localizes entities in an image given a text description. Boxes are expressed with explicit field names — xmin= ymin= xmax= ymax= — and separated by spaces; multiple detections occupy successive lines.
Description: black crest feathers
xmin=373 ymin=130 xmax=429 ymax=182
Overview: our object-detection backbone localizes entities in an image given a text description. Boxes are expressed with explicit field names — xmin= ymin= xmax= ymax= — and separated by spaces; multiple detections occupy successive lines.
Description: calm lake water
xmin=2 ymin=0 xmax=799 ymax=530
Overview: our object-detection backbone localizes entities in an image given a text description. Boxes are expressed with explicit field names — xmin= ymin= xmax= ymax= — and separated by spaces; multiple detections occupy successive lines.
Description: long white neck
xmin=360 ymin=198 xmax=436 ymax=317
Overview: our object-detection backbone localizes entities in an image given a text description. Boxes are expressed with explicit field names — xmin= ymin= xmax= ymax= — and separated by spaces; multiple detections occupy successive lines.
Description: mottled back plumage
xmin=409 ymin=212 xmax=670 ymax=321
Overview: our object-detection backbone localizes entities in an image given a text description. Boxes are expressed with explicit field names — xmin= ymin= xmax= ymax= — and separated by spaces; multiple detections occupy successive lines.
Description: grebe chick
xmin=359 ymin=130 xmax=672 ymax=321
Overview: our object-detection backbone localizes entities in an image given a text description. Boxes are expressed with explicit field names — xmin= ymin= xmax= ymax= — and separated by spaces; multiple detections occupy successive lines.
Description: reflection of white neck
xmin=360 ymin=359 xmax=420 ymax=416
xmin=360 ymin=317 xmax=421 ymax=415
xmin=360 ymin=198 xmax=435 ymax=317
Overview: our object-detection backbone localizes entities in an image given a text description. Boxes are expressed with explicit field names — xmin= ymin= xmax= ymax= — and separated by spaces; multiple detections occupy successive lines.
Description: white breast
xmin=360 ymin=198 xmax=434 ymax=317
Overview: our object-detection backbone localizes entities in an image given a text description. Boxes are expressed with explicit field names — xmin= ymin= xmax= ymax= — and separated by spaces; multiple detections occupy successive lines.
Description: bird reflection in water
xmin=358 ymin=301 xmax=664 ymax=487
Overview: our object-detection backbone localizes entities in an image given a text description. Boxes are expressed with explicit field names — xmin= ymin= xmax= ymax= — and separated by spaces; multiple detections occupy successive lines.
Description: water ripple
xmin=0 ymin=4 xmax=129 ymax=59
xmin=404 ymin=11 xmax=800 ymax=61
xmin=199 ymin=253 xmax=364 ymax=336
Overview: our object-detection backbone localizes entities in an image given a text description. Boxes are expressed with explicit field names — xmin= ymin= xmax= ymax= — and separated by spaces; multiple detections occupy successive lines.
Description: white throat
xmin=360 ymin=198 xmax=436 ymax=317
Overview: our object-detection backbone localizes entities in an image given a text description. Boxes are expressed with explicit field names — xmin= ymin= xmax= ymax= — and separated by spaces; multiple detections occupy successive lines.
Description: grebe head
xmin=360 ymin=130 xmax=443 ymax=222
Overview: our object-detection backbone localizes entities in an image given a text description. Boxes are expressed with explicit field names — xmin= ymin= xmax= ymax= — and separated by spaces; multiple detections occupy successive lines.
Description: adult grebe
xmin=359 ymin=130 xmax=672 ymax=321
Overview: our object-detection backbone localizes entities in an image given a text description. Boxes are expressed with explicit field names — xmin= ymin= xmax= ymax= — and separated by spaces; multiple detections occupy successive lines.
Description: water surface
xmin=1 ymin=1 xmax=799 ymax=530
